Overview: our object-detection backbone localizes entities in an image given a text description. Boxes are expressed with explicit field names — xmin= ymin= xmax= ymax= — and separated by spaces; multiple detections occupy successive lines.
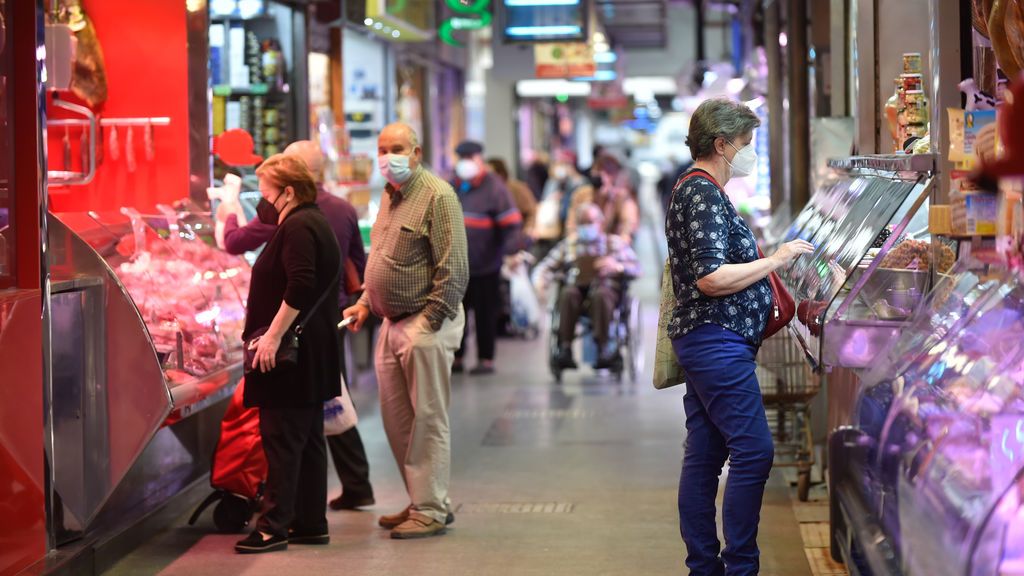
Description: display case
xmin=49 ymin=208 xmax=249 ymax=419
xmin=776 ymin=154 xmax=948 ymax=370
xmin=831 ymin=260 xmax=1024 ymax=576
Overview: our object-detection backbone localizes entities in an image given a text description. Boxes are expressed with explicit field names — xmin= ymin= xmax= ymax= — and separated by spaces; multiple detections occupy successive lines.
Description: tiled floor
xmin=104 ymin=300 xmax=820 ymax=575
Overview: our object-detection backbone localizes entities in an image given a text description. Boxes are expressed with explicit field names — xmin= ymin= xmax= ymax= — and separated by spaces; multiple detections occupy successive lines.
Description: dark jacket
xmin=224 ymin=188 xmax=366 ymax=307
xmin=242 ymin=203 xmax=342 ymax=408
xmin=451 ymin=172 xmax=523 ymax=276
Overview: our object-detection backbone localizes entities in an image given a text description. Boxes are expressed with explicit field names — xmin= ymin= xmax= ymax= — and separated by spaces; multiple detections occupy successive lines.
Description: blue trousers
xmin=673 ymin=324 xmax=774 ymax=576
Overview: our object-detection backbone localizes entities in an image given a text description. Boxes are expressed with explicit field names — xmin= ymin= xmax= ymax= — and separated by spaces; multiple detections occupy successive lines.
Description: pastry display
xmin=879 ymin=239 xmax=957 ymax=272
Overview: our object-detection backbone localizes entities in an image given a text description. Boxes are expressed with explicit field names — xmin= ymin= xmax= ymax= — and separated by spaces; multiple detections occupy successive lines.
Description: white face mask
xmin=379 ymin=153 xmax=413 ymax=185
xmin=456 ymin=159 xmax=481 ymax=182
xmin=725 ymin=141 xmax=758 ymax=178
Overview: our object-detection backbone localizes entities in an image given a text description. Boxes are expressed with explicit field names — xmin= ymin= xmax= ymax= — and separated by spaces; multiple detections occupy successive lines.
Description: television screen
xmin=502 ymin=1 xmax=586 ymax=43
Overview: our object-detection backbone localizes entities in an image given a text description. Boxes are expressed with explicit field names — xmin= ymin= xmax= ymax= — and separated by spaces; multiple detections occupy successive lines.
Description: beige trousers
xmin=375 ymin=306 xmax=465 ymax=523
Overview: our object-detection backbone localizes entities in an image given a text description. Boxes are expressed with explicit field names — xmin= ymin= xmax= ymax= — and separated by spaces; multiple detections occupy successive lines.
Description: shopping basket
xmin=756 ymin=327 xmax=821 ymax=501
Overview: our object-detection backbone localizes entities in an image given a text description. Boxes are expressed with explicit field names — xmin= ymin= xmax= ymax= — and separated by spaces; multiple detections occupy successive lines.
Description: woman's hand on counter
xmin=770 ymin=239 xmax=815 ymax=268
xmin=343 ymin=303 xmax=370 ymax=332
xmin=253 ymin=332 xmax=283 ymax=373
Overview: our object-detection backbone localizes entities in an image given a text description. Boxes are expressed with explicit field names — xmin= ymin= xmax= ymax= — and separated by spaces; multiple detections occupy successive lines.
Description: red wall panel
xmin=47 ymin=0 xmax=191 ymax=214
xmin=0 ymin=291 xmax=45 ymax=576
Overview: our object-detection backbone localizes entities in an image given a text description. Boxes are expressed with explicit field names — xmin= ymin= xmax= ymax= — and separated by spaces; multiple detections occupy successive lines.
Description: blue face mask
xmin=379 ymin=153 xmax=413 ymax=185
xmin=577 ymin=223 xmax=601 ymax=243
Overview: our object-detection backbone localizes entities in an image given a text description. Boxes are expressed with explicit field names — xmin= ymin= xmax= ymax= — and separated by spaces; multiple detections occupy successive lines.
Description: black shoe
xmin=470 ymin=364 xmax=495 ymax=375
xmin=288 ymin=529 xmax=330 ymax=545
xmin=235 ymin=530 xmax=288 ymax=554
xmin=329 ymin=493 xmax=375 ymax=511
xmin=556 ymin=347 xmax=578 ymax=370
xmin=446 ymin=511 xmax=455 ymax=525
xmin=594 ymin=353 xmax=620 ymax=371
xmin=452 ymin=360 xmax=464 ymax=374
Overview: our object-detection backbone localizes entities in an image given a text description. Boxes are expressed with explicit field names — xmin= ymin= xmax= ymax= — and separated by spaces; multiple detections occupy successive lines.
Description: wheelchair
xmin=547 ymin=277 xmax=644 ymax=383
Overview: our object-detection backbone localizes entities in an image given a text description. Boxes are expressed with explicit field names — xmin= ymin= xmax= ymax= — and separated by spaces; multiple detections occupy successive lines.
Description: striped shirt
xmin=359 ymin=166 xmax=469 ymax=330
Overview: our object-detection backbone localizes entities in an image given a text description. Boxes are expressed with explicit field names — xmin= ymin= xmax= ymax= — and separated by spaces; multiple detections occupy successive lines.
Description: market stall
xmin=830 ymin=256 xmax=1024 ymax=576
xmin=13 ymin=1 xmax=269 ymax=571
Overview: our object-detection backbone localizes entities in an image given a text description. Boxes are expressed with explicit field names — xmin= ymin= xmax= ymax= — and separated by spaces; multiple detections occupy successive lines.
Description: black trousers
xmin=256 ymin=405 xmax=327 ymax=537
xmin=456 ymin=271 xmax=501 ymax=362
xmin=327 ymin=331 xmax=373 ymax=499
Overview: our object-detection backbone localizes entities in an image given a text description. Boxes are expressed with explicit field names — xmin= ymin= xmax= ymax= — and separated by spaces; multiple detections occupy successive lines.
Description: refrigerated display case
xmin=775 ymin=154 xmax=949 ymax=372
xmin=830 ymin=260 xmax=1024 ymax=576
xmin=48 ymin=208 xmax=249 ymax=421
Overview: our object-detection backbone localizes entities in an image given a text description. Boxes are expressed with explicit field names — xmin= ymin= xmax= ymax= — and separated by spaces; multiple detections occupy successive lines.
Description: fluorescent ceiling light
xmin=506 ymin=26 xmax=582 ymax=37
xmin=211 ymin=0 xmax=235 ymax=16
xmin=505 ymin=0 xmax=580 ymax=4
xmin=594 ymin=52 xmax=617 ymax=64
xmin=623 ymin=76 xmax=677 ymax=96
xmin=237 ymin=0 xmax=263 ymax=18
xmin=517 ymin=79 xmax=591 ymax=97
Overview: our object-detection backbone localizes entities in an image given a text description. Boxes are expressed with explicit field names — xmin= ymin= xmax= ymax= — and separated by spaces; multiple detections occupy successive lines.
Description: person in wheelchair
xmin=532 ymin=203 xmax=640 ymax=370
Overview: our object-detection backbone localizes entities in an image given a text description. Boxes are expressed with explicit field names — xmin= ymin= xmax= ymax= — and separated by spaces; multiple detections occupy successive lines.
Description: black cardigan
xmin=242 ymin=203 xmax=342 ymax=408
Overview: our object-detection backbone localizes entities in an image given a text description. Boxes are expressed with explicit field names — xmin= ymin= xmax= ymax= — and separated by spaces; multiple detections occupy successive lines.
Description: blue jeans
xmin=673 ymin=324 xmax=774 ymax=576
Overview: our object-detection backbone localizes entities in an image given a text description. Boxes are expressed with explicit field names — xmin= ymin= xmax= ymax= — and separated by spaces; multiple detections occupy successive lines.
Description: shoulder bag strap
xmin=293 ymin=262 xmax=341 ymax=335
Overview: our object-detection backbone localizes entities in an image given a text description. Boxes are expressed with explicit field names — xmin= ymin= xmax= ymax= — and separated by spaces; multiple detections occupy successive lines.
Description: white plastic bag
xmin=324 ymin=378 xmax=358 ymax=436
xmin=505 ymin=257 xmax=541 ymax=337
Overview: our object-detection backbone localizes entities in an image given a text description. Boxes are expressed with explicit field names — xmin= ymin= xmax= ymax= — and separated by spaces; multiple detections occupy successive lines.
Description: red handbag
xmin=759 ymin=247 xmax=795 ymax=339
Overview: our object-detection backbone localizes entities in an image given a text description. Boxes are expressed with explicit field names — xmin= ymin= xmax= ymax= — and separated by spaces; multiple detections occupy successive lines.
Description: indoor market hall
xmin=3 ymin=0 xmax=1024 ymax=575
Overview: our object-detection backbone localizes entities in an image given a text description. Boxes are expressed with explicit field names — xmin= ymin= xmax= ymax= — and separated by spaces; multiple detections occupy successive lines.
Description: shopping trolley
xmin=756 ymin=327 xmax=821 ymax=501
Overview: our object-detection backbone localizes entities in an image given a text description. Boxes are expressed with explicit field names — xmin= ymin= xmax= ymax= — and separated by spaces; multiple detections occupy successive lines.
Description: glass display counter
xmin=831 ymin=261 xmax=1024 ymax=576
xmin=775 ymin=154 xmax=946 ymax=371
xmin=49 ymin=208 xmax=249 ymax=418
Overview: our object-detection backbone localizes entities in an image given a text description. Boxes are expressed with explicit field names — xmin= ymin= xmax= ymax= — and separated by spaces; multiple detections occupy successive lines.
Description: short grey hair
xmin=398 ymin=123 xmax=420 ymax=148
xmin=685 ymin=98 xmax=761 ymax=160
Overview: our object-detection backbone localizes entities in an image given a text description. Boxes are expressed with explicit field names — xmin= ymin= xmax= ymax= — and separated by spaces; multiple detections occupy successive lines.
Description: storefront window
xmin=0 ymin=0 xmax=14 ymax=288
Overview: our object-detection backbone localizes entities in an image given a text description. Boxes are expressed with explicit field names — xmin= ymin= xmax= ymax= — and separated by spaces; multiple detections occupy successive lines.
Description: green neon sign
xmin=439 ymin=0 xmax=490 ymax=47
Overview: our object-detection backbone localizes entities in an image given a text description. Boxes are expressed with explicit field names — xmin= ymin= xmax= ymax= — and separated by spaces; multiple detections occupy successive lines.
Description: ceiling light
xmin=506 ymin=26 xmax=582 ymax=37
xmin=516 ymin=79 xmax=592 ymax=97
xmin=505 ymin=0 xmax=580 ymax=4
xmin=593 ymin=42 xmax=610 ymax=53
xmin=237 ymin=0 xmax=263 ymax=18
xmin=365 ymin=18 xmax=374 ymax=26
xmin=593 ymin=32 xmax=605 ymax=42
xmin=623 ymin=76 xmax=677 ymax=96
xmin=392 ymin=30 xmax=401 ymax=38
xmin=375 ymin=22 xmax=384 ymax=30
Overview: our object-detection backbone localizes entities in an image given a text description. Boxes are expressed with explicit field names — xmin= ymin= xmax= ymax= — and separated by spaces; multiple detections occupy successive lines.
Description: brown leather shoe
xmin=390 ymin=514 xmax=447 ymax=539
xmin=378 ymin=505 xmax=455 ymax=529
xmin=378 ymin=505 xmax=412 ymax=529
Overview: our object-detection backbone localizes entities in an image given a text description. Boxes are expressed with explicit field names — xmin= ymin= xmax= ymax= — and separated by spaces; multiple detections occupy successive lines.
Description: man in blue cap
xmin=450 ymin=140 xmax=523 ymax=375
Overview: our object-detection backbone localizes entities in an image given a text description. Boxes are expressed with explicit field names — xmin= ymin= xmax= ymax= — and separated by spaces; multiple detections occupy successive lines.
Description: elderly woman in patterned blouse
xmin=665 ymin=98 xmax=813 ymax=576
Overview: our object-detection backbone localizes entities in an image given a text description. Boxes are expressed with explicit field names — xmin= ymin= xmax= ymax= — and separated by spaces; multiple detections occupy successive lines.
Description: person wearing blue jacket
xmin=450 ymin=141 xmax=522 ymax=375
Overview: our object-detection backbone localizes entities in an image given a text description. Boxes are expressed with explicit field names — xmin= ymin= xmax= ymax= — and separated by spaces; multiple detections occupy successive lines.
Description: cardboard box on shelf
xmin=951 ymin=191 xmax=998 ymax=236
xmin=928 ymin=204 xmax=953 ymax=236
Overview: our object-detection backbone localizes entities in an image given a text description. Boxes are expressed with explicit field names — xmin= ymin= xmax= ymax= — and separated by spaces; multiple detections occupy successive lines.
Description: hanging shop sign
xmin=365 ymin=0 xmax=435 ymax=42
xmin=534 ymin=42 xmax=595 ymax=79
xmin=439 ymin=0 xmax=491 ymax=47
